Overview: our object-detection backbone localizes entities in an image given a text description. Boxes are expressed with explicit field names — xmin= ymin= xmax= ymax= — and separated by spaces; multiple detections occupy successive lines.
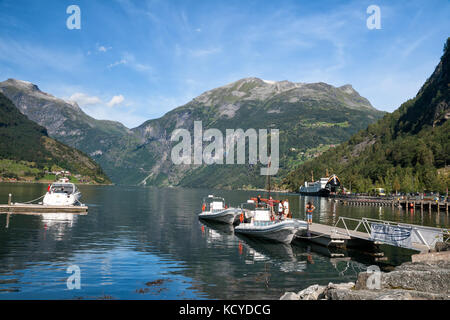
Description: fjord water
xmin=0 ymin=184 xmax=448 ymax=300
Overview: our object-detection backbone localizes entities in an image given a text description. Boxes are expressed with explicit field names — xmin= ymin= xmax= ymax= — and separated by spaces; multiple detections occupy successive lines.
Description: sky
xmin=0 ymin=0 xmax=449 ymax=128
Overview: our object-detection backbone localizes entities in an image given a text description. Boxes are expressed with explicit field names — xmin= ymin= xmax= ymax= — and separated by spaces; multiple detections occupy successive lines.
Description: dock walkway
xmin=0 ymin=204 xmax=88 ymax=215
xmin=296 ymin=217 xmax=446 ymax=253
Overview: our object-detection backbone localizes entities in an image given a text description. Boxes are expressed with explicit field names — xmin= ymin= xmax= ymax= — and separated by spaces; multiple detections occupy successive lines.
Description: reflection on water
xmin=0 ymin=183 xmax=448 ymax=299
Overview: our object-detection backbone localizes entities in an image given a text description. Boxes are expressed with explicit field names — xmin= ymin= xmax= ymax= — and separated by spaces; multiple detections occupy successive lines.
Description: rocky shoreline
xmin=281 ymin=251 xmax=450 ymax=300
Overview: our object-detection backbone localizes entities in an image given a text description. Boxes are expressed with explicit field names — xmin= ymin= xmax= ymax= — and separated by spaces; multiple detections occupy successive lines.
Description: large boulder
xmin=297 ymin=284 xmax=326 ymax=300
xmin=281 ymin=258 xmax=450 ymax=300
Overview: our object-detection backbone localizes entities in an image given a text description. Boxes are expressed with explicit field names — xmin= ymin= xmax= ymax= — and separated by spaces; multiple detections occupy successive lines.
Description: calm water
xmin=0 ymin=183 xmax=448 ymax=300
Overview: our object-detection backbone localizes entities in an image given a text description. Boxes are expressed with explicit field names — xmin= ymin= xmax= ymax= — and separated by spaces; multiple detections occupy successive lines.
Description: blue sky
xmin=0 ymin=0 xmax=449 ymax=128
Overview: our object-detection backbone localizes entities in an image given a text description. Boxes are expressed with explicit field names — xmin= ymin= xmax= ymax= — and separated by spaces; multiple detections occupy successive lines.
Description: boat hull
xmin=198 ymin=208 xmax=240 ymax=224
xmin=298 ymin=189 xmax=330 ymax=197
xmin=43 ymin=192 xmax=81 ymax=206
xmin=234 ymin=220 xmax=302 ymax=244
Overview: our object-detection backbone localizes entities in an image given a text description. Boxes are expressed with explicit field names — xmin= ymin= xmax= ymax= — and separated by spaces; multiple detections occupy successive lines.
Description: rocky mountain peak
xmin=4 ymin=78 xmax=40 ymax=91
xmin=339 ymin=84 xmax=355 ymax=94
xmin=0 ymin=78 xmax=83 ymax=113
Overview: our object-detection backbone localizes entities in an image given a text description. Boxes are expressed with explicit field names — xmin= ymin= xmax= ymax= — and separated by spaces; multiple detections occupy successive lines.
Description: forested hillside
xmin=0 ymin=93 xmax=111 ymax=184
xmin=282 ymin=38 xmax=450 ymax=194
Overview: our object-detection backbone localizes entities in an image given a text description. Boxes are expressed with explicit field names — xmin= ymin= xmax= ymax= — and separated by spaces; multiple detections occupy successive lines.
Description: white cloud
xmin=107 ymin=53 xmax=152 ymax=73
xmin=67 ymin=92 xmax=126 ymax=108
xmin=107 ymin=58 xmax=128 ymax=68
xmin=98 ymin=45 xmax=112 ymax=52
xmin=68 ymin=92 xmax=102 ymax=105
xmin=188 ymin=47 xmax=222 ymax=57
xmin=107 ymin=95 xmax=125 ymax=107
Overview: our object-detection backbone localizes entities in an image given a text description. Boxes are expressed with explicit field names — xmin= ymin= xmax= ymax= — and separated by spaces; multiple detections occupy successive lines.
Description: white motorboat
xmin=234 ymin=202 xmax=307 ymax=244
xmin=43 ymin=178 xmax=82 ymax=206
xmin=198 ymin=195 xmax=240 ymax=224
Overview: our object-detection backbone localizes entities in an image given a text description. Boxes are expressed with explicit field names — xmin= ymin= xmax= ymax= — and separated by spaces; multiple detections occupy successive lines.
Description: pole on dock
xmin=8 ymin=194 xmax=12 ymax=206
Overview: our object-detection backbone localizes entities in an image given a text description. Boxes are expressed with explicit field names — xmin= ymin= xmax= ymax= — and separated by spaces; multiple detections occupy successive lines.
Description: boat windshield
xmin=51 ymin=184 xmax=74 ymax=194
xmin=202 ymin=196 xmax=225 ymax=212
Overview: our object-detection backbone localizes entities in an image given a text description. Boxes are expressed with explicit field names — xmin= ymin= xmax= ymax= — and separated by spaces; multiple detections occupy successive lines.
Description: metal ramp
xmin=332 ymin=217 xmax=450 ymax=252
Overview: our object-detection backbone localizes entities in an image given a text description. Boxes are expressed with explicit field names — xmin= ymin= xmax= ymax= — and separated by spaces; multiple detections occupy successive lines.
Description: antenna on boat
xmin=311 ymin=170 xmax=314 ymax=182
xmin=266 ymin=158 xmax=271 ymax=199
xmin=326 ymin=168 xmax=329 ymax=177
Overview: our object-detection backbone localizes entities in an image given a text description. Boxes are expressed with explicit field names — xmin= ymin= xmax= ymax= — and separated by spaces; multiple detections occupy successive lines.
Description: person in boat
xmin=283 ymin=199 xmax=290 ymax=218
xmin=268 ymin=196 xmax=274 ymax=214
xmin=257 ymin=195 xmax=262 ymax=207
xmin=278 ymin=200 xmax=285 ymax=220
xmin=306 ymin=201 xmax=315 ymax=225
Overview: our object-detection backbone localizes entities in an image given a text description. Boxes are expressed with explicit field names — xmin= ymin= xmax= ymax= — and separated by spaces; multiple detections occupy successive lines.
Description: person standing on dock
xmin=306 ymin=201 xmax=315 ymax=225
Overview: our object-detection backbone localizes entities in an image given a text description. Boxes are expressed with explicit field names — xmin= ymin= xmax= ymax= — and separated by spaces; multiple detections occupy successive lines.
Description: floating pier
xmin=0 ymin=203 xmax=88 ymax=215
xmin=333 ymin=196 xmax=448 ymax=213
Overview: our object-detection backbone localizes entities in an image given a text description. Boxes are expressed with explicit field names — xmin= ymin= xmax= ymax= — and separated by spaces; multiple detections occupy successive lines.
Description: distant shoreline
xmin=0 ymin=180 xmax=114 ymax=186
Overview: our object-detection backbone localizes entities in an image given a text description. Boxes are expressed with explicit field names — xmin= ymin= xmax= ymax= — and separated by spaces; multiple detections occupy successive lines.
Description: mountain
xmin=282 ymin=38 xmax=450 ymax=194
xmin=0 ymin=79 xmax=144 ymax=184
xmin=0 ymin=92 xmax=111 ymax=184
xmin=0 ymin=77 xmax=385 ymax=189
xmin=131 ymin=77 xmax=384 ymax=189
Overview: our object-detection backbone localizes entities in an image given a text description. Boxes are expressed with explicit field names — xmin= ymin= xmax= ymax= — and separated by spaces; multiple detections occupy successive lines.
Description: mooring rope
xmin=22 ymin=194 xmax=45 ymax=204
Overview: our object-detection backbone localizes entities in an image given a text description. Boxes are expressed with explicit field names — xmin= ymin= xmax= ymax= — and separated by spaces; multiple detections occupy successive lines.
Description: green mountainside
xmin=283 ymin=38 xmax=450 ymax=194
xmin=0 ymin=77 xmax=385 ymax=189
xmin=0 ymin=92 xmax=111 ymax=184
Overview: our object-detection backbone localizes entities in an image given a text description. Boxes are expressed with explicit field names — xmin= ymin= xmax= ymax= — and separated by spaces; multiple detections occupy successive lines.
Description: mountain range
xmin=0 ymin=92 xmax=110 ymax=184
xmin=0 ymin=76 xmax=385 ymax=189
xmin=283 ymin=38 xmax=450 ymax=194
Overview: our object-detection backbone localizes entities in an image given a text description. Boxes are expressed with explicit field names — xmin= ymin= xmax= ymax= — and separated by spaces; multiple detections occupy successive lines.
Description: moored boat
xmin=198 ymin=195 xmax=240 ymax=224
xmin=43 ymin=178 xmax=82 ymax=206
xmin=234 ymin=201 xmax=307 ymax=244
xmin=299 ymin=173 xmax=341 ymax=196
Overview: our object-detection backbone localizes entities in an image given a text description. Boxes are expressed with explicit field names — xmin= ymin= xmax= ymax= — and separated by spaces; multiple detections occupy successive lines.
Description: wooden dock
xmin=333 ymin=196 xmax=449 ymax=213
xmin=0 ymin=204 xmax=88 ymax=215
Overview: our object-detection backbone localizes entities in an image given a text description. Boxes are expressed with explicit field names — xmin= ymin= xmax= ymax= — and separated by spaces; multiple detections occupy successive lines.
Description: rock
xmin=327 ymin=282 xmax=355 ymax=290
xmin=355 ymin=261 xmax=450 ymax=294
xmin=435 ymin=242 xmax=449 ymax=252
xmin=281 ymin=260 xmax=450 ymax=300
xmin=280 ymin=292 xmax=300 ymax=300
xmin=297 ymin=284 xmax=326 ymax=300
xmin=412 ymin=250 xmax=450 ymax=263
